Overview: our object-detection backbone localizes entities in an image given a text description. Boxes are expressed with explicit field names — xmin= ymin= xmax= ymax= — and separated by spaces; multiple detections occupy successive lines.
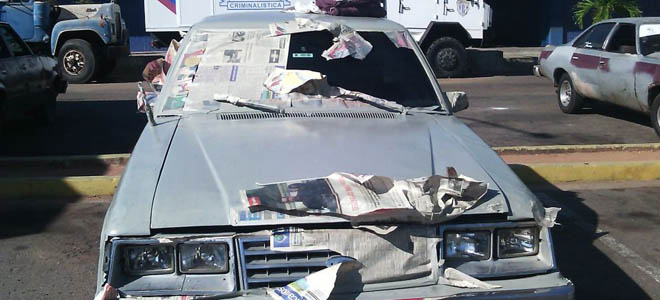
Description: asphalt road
xmin=0 ymin=75 xmax=658 ymax=156
xmin=1 ymin=182 xmax=659 ymax=299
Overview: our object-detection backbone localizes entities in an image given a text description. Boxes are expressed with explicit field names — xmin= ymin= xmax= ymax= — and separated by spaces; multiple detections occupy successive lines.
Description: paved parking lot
xmin=0 ymin=75 xmax=657 ymax=156
xmin=1 ymin=182 xmax=659 ymax=299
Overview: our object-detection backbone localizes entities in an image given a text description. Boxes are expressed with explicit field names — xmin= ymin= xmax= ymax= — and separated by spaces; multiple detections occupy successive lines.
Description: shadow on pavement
xmin=581 ymin=100 xmax=653 ymax=128
xmin=0 ymin=197 xmax=80 ymax=239
xmin=0 ymin=100 xmax=146 ymax=156
xmin=95 ymin=55 xmax=162 ymax=84
xmin=458 ymin=115 xmax=556 ymax=140
xmin=465 ymin=49 xmax=537 ymax=78
xmin=513 ymin=165 xmax=652 ymax=299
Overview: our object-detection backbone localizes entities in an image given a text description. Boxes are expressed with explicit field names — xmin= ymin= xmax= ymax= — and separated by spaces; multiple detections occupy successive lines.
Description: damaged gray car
xmin=95 ymin=12 xmax=574 ymax=300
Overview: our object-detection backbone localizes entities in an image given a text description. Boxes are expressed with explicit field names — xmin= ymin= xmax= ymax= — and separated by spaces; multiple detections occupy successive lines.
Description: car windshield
xmin=639 ymin=24 xmax=660 ymax=55
xmin=157 ymin=27 xmax=441 ymax=115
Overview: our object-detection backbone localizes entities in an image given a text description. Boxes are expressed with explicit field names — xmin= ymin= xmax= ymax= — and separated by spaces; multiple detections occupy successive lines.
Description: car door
xmin=597 ymin=22 xmax=642 ymax=111
xmin=0 ymin=23 xmax=33 ymax=112
xmin=570 ymin=22 xmax=616 ymax=100
xmin=0 ymin=31 xmax=21 ymax=105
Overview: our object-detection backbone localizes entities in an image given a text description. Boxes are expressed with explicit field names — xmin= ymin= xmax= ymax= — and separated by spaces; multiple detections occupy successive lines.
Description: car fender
xmin=50 ymin=19 xmax=111 ymax=55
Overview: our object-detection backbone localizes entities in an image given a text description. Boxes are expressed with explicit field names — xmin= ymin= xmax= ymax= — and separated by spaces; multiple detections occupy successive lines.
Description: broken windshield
xmin=158 ymin=27 xmax=441 ymax=115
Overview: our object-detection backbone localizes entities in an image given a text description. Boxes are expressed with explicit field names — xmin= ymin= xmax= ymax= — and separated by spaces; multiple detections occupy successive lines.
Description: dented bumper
xmin=117 ymin=272 xmax=573 ymax=300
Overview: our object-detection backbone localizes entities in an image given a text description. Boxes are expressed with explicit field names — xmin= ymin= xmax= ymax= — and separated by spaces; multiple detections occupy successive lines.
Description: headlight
xmin=444 ymin=231 xmax=491 ymax=260
xmin=497 ymin=227 xmax=539 ymax=258
xmin=179 ymin=243 xmax=229 ymax=274
xmin=122 ymin=245 xmax=174 ymax=275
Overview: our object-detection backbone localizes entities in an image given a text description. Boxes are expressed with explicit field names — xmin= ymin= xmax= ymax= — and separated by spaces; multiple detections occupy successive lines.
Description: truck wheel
xmin=426 ymin=37 xmax=468 ymax=78
xmin=58 ymin=39 xmax=97 ymax=84
xmin=557 ymin=73 xmax=584 ymax=114
xmin=651 ymin=94 xmax=660 ymax=137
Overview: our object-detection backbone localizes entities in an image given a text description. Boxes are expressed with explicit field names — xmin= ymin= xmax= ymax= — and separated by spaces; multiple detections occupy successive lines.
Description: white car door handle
xmin=599 ymin=61 xmax=606 ymax=64
xmin=572 ymin=56 xmax=579 ymax=60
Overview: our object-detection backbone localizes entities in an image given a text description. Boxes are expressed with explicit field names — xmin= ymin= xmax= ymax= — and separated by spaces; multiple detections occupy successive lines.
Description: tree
xmin=573 ymin=0 xmax=642 ymax=29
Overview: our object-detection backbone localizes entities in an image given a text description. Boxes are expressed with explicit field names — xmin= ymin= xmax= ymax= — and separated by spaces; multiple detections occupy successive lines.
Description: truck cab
xmin=0 ymin=0 xmax=129 ymax=83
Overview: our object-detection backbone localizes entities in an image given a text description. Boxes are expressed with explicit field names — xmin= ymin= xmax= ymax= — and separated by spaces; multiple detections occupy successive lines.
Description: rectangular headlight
xmin=497 ymin=227 xmax=539 ymax=258
xmin=179 ymin=243 xmax=229 ymax=274
xmin=122 ymin=245 xmax=174 ymax=275
xmin=444 ymin=231 xmax=491 ymax=260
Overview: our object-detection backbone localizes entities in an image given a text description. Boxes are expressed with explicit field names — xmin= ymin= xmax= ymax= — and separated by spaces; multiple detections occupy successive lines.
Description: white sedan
xmin=535 ymin=17 xmax=660 ymax=137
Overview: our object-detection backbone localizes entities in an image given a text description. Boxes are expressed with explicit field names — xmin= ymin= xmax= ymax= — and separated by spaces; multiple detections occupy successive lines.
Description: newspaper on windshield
xmin=240 ymin=168 xmax=489 ymax=224
xmin=269 ymin=17 xmax=373 ymax=60
xmin=183 ymin=30 xmax=291 ymax=112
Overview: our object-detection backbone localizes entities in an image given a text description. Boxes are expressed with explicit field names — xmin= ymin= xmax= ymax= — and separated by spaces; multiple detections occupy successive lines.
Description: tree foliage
xmin=573 ymin=0 xmax=642 ymax=29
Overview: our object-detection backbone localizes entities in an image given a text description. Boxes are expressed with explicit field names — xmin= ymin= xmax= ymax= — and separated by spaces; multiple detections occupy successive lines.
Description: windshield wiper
xmin=337 ymin=90 xmax=407 ymax=114
xmin=213 ymin=94 xmax=285 ymax=114
xmin=407 ymin=106 xmax=448 ymax=115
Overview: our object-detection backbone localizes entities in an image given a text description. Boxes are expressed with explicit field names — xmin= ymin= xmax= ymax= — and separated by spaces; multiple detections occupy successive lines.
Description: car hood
xmin=150 ymin=113 xmax=537 ymax=229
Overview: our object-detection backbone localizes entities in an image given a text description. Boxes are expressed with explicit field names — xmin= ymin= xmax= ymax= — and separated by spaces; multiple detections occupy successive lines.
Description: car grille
xmin=237 ymin=236 xmax=339 ymax=289
xmin=217 ymin=111 xmax=399 ymax=121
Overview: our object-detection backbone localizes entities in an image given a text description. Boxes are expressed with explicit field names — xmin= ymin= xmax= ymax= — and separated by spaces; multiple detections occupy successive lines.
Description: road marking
xmin=490 ymin=107 xmax=510 ymax=110
xmin=536 ymin=192 xmax=660 ymax=285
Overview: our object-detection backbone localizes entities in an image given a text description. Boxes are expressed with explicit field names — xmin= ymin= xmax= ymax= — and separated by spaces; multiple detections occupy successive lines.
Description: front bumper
xmin=118 ymin=272 xmax=573 ymax=300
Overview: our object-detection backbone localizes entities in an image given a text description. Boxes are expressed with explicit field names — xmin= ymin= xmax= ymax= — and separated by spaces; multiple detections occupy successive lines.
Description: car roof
xmin=597 ymin=17 xmax=660 ymax=25
xmin=191 ymin=11 xmax=406 ymax=32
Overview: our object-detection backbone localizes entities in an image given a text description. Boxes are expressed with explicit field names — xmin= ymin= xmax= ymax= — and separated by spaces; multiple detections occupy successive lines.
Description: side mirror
xmin=445 ymin=91 xmax=469 ymax=113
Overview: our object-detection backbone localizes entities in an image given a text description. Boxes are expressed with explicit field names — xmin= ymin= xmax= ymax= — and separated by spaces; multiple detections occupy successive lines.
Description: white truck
xmin=143 ymin=0 xmax=491 ymax=77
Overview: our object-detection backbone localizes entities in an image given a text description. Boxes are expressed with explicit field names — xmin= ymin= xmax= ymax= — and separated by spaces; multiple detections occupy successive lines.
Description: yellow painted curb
xmin=510 ymin=160 xmax=660 ymax=184
xmin=494 ymin=143 xmax=660 ymax=155
xmin=0 ymin=176 xmax=120 ymax=199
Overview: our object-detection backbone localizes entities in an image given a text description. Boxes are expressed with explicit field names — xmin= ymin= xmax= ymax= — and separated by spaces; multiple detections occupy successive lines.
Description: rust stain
xmin=570 ymin=51 xmax=600 ymax=70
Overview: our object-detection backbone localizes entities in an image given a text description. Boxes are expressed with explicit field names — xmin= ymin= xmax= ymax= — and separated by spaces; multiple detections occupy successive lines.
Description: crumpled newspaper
xmin=321 ymin=31 xmax=373 ymax=60
xmin=268 ymin=261 xmax=362 ymax=300
xmin=263 ymin=68 xmax=326 ymax=94
xmin=269 ymin=17 xmax=373 ymax=60
xmin=242 ymin=167 xmax=489 ymax=225
xmin=438 ymin=267 xmax=502 ymax=289
xmin=384 ymin=31 xmax=415 ymax=49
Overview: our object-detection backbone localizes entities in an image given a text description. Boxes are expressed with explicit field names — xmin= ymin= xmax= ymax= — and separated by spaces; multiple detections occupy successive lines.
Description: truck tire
xmin=557 ymin=73 xmax=584 ymax=114
xmin=651 ymin=94 xmax=660 ymax=137
xmin=58 ymin=39 xmax=97 ymax=84
xmin=426 ymin=37 xmax=468 ymax=78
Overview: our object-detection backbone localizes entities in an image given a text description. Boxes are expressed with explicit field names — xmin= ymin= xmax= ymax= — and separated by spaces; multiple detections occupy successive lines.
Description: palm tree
xmin=573 ymin=0 xmax=642 ymax=29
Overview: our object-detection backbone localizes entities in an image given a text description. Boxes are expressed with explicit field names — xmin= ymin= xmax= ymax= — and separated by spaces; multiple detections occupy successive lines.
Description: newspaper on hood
xmin=268 ymin=261 xmax=362 ymax=300
xmin=240 ymin=168 xmax=489 ymax=224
